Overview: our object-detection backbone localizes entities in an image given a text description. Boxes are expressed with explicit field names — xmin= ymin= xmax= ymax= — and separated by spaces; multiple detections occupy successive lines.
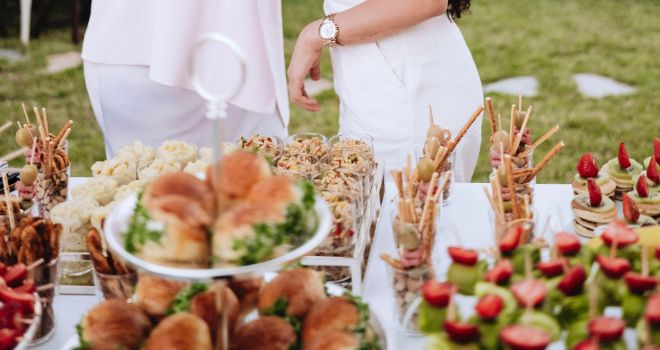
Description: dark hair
xmin=447 ymin=0 xmax=471 ymax=19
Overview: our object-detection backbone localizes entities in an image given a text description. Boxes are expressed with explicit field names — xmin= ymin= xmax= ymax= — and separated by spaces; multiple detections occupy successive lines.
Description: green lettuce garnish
xmin=124 ymin=193 xmax=163 ymax=254
xmin=345 ymin=294 xmax=381 ymax=350
xmin=73 ymin=320 xmax=91 ymax=350
xmin=167 ymin=282 xmax=208 ymax=315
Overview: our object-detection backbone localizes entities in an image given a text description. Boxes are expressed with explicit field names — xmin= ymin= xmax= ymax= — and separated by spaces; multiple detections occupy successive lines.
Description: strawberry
xmin=618 ymin=142 xmax=632 ymax=169
xmin=576 ymin=153 xmax=599 ymax=178
xmin=587 ymin=178 xmax=602 ymax=207
xmin=588 ymin=317 xmax=625 ymax=342
xmin=499 ymin=225 xmax=523 ymax=253
xmin=654 ymin=138 xmax=660 ymax=163
xmin=648 ymin=156 xmax=660 ymax=183
xmin=624 ymin=272 xmax=658 ymax=294
xmin=444 ymin=320 xmax=480 ymax=343
xmin=0 ymin=263 xmax=6 ymax=276
xmin=637 ymin=175 xmax=650 ymax=198
xmin=645 ymin=294 xmax=660 ymax=325
xmin=448 ymin=246 xmax=478 ymax=266
xmin=656 ymin=245 xmax=660 ymax=260
xmin=0 ymin=288 xmax=35 ymax=310
xmin=3 ymin=264 xmax=27 ymax=288
xmin=484 ymin=259 xmax=513 ymax=285
xmin=0 ymin=329 xmax=18 ymax=350
xmin=596 ymin=255 xmax=630 ymax=279
xmin=536 ymin=259 xmax=565 ymax=278
xmin=500 ymin=325 xmax=552 ymax=350
xmin=554 ymin=232 xmax=581 ymax=256
xmin=601 ymin=221 xmax=639 ymax=248
xmin=511 ymin=279 xmax=546 ymax=308
xmin=622 ymin=192 xmax=640 ymax=223
xmin=557 ymin=265 xmax=587 ymax=296
xmin=13 ymin=279 xmax=36 ymax=294
xmin=574 ymin=339 xmax=598 ymax=350
xmin=422 ymin=281 xmax=454 ymax=308
xmin=475 ymin=294 xmax=504 ymax=321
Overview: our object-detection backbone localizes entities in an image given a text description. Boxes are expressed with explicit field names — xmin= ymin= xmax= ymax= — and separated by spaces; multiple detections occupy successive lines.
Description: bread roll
xmin=247 ymin=175 xmax=303 ymax=212
xmin=144 ymin=172 xmax=214 ymax=215
xmin=304 ymin=331 xmax=360 ymax=350
xmin=258 ymin=268 xmax=326 ymax=319
xmin=206 ymin=150 xmax=271 ymax=211
xmin=231 ymin=316 xmax=296 ymax=350
xmin=144 ymin=313 xmax=212 ymax=350
xmin=302 ymin=297 xmax=360 ymax=345
xmin=135 ymin=275 xmax=186 ymax=318
xmin=81 ymin=299 xmax=151 ymax=350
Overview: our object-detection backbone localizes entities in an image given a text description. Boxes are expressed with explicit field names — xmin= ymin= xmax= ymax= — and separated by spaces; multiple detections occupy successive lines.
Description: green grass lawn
xmin=1 ymin=0 xmax=658 ymax=182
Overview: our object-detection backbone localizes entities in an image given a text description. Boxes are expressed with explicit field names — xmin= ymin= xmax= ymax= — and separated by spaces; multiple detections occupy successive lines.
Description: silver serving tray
xmin=103 ymin=193 xmax=333 ymax=280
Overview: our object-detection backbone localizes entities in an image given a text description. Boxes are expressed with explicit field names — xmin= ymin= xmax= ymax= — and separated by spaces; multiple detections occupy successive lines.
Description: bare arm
xmin=288 ymin=0 xmax=448 ymax=111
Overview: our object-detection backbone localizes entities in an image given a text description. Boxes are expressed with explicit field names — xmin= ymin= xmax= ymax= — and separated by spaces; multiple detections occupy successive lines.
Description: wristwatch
xmin=318 ymin=14 xmax=339 ymax=47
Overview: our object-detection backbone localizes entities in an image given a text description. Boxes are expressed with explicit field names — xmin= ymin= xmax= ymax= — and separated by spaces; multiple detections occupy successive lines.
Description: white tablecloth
xmin=36 ymin=179 xmax=576 ymax=349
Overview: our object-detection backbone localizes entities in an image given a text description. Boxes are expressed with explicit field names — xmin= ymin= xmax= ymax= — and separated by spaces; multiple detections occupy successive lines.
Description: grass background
xmin=1 ymin=0 xmax=658 ymax=182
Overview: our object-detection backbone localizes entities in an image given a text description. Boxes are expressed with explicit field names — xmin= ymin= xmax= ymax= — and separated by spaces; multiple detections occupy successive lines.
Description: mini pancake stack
xmin=572 ymin=178 xmax=616 ymax=237
xmin=622 ymin=192 xmax=657 ymax=227
xmin=572 ymin=153 xmax=616 ymax=198
xmin=602 ymin=143 xmax=643 ymax=200
xmin=628 ymin=174 xmax=660 ymax=222
xmin=643 ymin=138 xmax=660 ymax=168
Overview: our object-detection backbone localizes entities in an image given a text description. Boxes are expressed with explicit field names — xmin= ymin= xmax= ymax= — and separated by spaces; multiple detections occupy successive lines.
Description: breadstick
xmin=1 ymin=174 xmax=14 ymax=230
xmin=511 ymin=105 xmax=533 ymax=155
xmin=392 ymin=170 xmax=404 ymax=198
xmin=33 ymin=107 xmax=45 ymax=137
xmin=41 ymin=107 xmax=49 ymax=137
xmin=380 ymin=253 xmax=403 ymax=270
xmin=485 ymin=97 xmax=497 ymax=135
xmin=428 ymin=105 xmax=434 ymax=126
xmin=509 ymin=104 xmax=517 ymax=152
xmin=0 ymin=121 xmax=11 ymax=135
xmin=504 ymin=155 xmax=520 ymax=219
xmin=525 ymin=141 xmax=565 ymax=181
xmin=21 ymin=103 xmax=30 ymax=125
xmin=418 ymin=172 xmax=439 ymax=232
xmin=57 ymin=129 xmax=71 ymax=149
xmin=448 ymin=105 xmax=484 ymax=155
xmin=519 ymin=125 xmax=559 ymax=158
xmin=54 ymin=120 xmax=73 ymax=145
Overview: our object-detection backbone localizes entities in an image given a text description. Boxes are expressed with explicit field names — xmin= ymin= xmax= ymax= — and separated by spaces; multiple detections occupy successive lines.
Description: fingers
xmin=288 ymin=79 xmax=321 ymax=112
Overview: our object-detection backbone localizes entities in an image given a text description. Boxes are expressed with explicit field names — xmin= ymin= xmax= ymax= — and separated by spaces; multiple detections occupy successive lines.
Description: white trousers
xmin=83 ymin=61 xmax=286 ymax=158
xmin=326 ymin=2 xmax=483 ymax=182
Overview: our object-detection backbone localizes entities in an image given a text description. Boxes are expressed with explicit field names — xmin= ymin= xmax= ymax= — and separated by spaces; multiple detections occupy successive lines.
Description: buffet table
xmin=36 ymin=179 xmax=576 ymax=350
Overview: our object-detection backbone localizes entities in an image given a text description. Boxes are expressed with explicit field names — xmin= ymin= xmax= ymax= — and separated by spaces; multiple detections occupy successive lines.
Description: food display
xmin=602 ymin=142 xmax=644 ymax=200
xmin=282 ymin=133 xmax=328 ymax=158
xmin=71 ymin=176 xmax=118 ymax=206
xmin=0 ymin=215 xmax=61 ymax=344
xmin=486 ymin=96 xmax=564 ymax=204
xmin=573 ymin=152 xmax=616 ymax=198
xmin=237 ymin=134 xmax=280 ymax=158
xmin=0 ymin=261 xmax=43 ymax=349
xmin=117 ymin=150 xmax=319 ymax=268
xmin=137 ymin=158 xmax=181 ymax=181
xmin=69 ymin=268 xmax=383 ymax=350
xmin=156 ymin=140 xmax=197 ymax=165
xmin=572 ymin=178 xmax=617 ymax=237
xmin=91 ymin=158 xmax=137 ymax=185
xmin=274 ymin=152 xmax=319 ymax=178
xmin=420 ymin=224 xmax=657 ymax=349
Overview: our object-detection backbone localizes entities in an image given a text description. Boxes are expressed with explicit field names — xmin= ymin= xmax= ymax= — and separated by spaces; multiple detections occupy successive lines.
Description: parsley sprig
xmin=346 ymin=294 xmax=382 ymax=350
xmin=166 ymin=282 xmax=208 ymax=315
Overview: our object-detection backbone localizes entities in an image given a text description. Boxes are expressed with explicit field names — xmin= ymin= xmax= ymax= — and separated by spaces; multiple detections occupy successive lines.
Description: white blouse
xmin=82 ymin=0 xmax=289 ymax=123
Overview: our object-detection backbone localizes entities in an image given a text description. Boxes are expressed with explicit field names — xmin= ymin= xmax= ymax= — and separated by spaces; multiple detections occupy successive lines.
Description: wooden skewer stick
xmin=448 ymin=105 xmax=484 ymax=156
xmin=29 ymin=138 xmax=37 ymax=165
xmin=509 ymin=104 xmax=517 ymax=151
xmin=525 ymin=141 xmax=565 ymax=182
xmin=2 ymin=173 xmax=15 ymax=230
xmin=380 ymin=253 xmax=403 ymax=270
xmin=0 ymin=196 xmax=21 ymax=203
xmin=16 ymin=121 xmax=22 ymax=130
xmin=37 ymin=125 xmax=46 ymax=141
xmin=33 ymin=107 xmax=45 ymax=137
xmin=497 ymin=113 xmax=502 ymax=132
xmin=519 ymin=125 xmax=560 ymax=158
xmin=0 ymin=121 xmax=12 ymax=135
xmin=504 ymin=155 xmax=520 ymax=219
xmin=428 ymin=105 xmax=434 ymax=126
xmin=485 ymin=97 xmax=497 ymax=135
xmin=27 ymin=258 xmax=45 ymax=271
xmin=36 ymin=283 xmax=56 ymax=292
xmin=41 ymin=107 xmax=49 ymax=137
xmin=511 ymin=105 xmax=533 ymax=155
xmin=642 ymin=246 xmax=649 ymax=277
xmin=0 ymin=147 xmax=28 ymax=163
xmin=21 ymin=103 xmax=31 ymax=125
xmin=518 ymin=94 xmax=522 ymax=113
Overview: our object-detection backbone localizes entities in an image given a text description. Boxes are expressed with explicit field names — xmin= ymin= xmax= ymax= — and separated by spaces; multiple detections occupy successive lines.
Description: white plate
xmin=103 ymin=194 xmax=333 ymax=280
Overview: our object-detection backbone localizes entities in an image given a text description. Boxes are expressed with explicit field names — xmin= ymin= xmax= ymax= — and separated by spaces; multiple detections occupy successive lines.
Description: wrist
xmin=303 ymin=20 xmax=324 ymax=51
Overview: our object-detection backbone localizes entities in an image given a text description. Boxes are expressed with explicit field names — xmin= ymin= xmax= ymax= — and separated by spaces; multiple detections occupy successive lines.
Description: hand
xmin=287 ymin=21 xmax=324 ymax=112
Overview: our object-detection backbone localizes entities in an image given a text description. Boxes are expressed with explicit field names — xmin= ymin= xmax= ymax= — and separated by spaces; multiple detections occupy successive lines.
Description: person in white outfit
xmin=288 ymin=0 xmax=482 ymax=182
xmin=82 ymin=0 xmax=289 ymax=158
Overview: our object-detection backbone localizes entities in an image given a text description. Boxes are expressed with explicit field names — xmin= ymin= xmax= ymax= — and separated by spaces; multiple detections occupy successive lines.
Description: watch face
xmin=319 ymin=20 xmax=337 ymax=40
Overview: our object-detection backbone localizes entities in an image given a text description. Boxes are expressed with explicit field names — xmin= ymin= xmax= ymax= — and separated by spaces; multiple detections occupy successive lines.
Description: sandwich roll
xmin=144 ymin=313 xmax=212 ymax=350
xmin=258 ymin=268 xmax=326 ymax=319
xmin=80 ymin=299 xmax=151 ymax=350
